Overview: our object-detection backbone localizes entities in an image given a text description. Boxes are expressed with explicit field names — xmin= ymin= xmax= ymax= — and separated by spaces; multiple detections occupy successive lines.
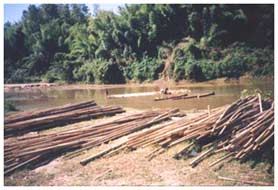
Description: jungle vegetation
xmin=4 ymin=4 xmax=274 ymax=84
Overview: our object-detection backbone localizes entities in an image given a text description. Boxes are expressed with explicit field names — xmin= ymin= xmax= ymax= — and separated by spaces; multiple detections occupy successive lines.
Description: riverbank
xmin=4 ymin=76 xmax=273 ymax=91
xmin=4 ymin=110 xmax=273 ymax=186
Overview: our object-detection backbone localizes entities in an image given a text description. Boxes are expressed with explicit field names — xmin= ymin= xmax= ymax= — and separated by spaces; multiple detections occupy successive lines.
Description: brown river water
xmin=4 ymin=78 xmax=274 ymax=112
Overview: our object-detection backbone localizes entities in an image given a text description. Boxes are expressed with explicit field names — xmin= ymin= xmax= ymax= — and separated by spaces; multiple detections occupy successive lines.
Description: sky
xmin=4 ymin=4 xmax=123 ymax=23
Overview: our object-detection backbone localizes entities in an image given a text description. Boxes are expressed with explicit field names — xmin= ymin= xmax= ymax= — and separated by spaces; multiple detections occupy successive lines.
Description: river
xmin=4 ymin=78 xmax=274 ymax=112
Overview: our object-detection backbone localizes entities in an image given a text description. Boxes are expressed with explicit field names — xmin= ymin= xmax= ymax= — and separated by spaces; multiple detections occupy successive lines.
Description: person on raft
xmin=160 ymin=88 xmax=171 ymax=95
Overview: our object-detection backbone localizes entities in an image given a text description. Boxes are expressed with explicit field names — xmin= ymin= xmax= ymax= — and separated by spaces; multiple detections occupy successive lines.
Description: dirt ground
xmin=4 ymin=112 xmax=274 ymax=186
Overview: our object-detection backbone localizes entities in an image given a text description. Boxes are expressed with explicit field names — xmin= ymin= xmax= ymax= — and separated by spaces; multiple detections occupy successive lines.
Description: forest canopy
xmin=4 ymin=4 xmax=274 ymax=84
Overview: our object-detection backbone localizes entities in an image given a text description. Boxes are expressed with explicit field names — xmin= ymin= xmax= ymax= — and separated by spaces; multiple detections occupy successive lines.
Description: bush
xmin=47 ymin=53 xmax=82 ymax=83
xmin=199 ymin=60 xmax=219 ymax=80
xmin=208 ymin=49 xmax=222 ymax=61
xmin=43 ymin=70 xmax=61 ymax=83
xmin=184 ymin=59 xmax=205 ymax=81
xmin=173 ymin=58 xmax=205 ymax=81
xmin=74 ymin=59 xmax=125 ymax=84
xmin=102 ymin=61 xmax=125 ymax=84
xmin=219 ymin=54 xmax=247 ymax=78
xmin=245 ymin=48 xmax=274 ymax=77
xmin=133 ymin=57 xmax=164 ymax=82
xmin=184 ymin=43 xmax=202 ymax=60
xmin=123 ymin=62 xmax=136 ymax=80
xmin=73 ymin=62 xmax=95 ymax=83
xmin=172 ymin=41 xmax=274 ymax=81
xmin=9 ymin=68 xmax=30 ymax=83
xmin=173 ymin=59 xmax=186 ymax=81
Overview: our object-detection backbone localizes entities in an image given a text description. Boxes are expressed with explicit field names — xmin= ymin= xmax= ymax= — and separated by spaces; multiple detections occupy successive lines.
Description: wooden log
xmin=4 ymin=155 xmax=41 ymax=176
xmin=259 ymin=132 xmax=274 ymax=147
xmin=189 ymin=147 xmax=214 ymax=167
xmin=147 ymin=148 xmax=166 ymax=160
xmin=17 ymin=140 xmax=85 ymax=157
xmin=258 ymin=93 xmax=263 ymax=113
xmin=5 ymin=105 xmax=123 ymax=130
xmin=5 ymin=106 xmax=125 ymax=137
xmin=209 ymin=152 xmax=235 ymax=167
xmin=207 ymin=105 xmax=211 ymax=116
xmin=80 ymin=142 xmax=125 ymax=165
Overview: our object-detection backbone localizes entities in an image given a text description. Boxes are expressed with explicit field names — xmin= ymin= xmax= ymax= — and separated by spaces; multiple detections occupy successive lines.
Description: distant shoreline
xmin=4 ymin=76 xmax=274 ymax=91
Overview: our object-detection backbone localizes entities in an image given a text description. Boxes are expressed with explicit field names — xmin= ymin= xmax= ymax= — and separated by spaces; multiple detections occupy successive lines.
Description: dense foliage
xmin=4 ymin=4 xmax=274 ymax=83
xmin=170 ymin=41 xmax=274 ymax=81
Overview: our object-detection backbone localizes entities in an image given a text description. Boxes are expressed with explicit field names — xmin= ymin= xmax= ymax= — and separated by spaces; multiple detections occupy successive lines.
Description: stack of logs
xmin=4 ymin=100 xmax=125 ymax=138
xmin=4 ymin=109 xmax=181 ymax=175
xmin=79 ymin=95 xmax=273 ymax=168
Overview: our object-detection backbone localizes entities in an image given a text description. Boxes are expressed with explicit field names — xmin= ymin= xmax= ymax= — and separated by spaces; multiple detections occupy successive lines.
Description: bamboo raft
xmin=154 ymin=93 xmax=188 ymax=101
xmin=108 ymin=89 xmax=190 ymax=99
xmin=154 ymin=91 xmax=215 ymax=101
xmin=108 ymin=92 xmax=159 ymax=98
xmin=4 ymin=100 xmax=125 ymax=138
xmin=4 ymin=109 xmax=181 ymax=175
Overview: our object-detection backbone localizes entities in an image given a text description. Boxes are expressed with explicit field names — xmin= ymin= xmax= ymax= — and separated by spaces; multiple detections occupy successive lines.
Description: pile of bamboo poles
xmin=4 ymin=95 xmax=273 ymax=174
xmin=4 ymin=109 xmax=180 ymax=175
xmin=148 ymin=95 xmax=273 ymax=166
xmin=78 ymin=106 xmax=225 ymax=164
xmin=206 ymin=96 xmax=274 ymax=167
xmin=4 ymin=100 xmax=125 ymax=137
xmin=80 ymin=95 xmax=273 ymax=167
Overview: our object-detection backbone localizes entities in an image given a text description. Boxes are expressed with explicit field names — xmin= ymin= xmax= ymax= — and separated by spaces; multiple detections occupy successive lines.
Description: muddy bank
xmin=4 ymin=77 xmax=264 ymax=91
xmin=4 ymin=82 xmax=60 ymax=91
